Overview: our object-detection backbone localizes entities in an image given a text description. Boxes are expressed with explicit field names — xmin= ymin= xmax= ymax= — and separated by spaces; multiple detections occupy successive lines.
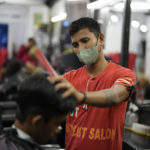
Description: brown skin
xmin=71 ymin=28 xmax=107 ymax=76
xmin=0 ymin=67 xmax=7 ymax=83
xmin=49 ymin=28 xmax=129 ymax=107
xmin=14 ymin=114 xmax=66 ymax=144
xmin=26 ymin=40 xmax=35 ymax=49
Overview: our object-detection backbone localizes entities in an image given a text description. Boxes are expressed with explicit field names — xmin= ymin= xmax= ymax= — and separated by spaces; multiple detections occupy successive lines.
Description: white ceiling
xmin=0 ymin=0 xmax=150 ymax=13
xmin=0 ymin=0 xmax=45 ymax=5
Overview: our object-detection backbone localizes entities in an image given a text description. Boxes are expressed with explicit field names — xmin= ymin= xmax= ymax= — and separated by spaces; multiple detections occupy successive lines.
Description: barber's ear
xmin=32 ymin=115 xmax=43 ymax=126
xmin=98 ymin=33 xmax=104 ymax=46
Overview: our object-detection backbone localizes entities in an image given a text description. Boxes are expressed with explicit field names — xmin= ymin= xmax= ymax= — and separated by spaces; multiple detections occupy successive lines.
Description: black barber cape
xmin=0 ymin=128 xmax=44 ymax=150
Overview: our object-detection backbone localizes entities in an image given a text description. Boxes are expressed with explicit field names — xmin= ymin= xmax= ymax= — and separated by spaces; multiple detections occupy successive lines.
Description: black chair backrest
xmin=0 ymin=101 xmax=17 ymax=132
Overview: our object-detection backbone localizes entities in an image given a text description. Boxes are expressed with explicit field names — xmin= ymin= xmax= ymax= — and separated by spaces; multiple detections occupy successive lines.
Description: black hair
xmin=4 ymin=58 xmax=23 ymax=78
xmin=69 ymin=17 xmax=101 ymax=37
xmin=16 ymin=73 xmax=75 ymax=123
xmin=2 ymin=59 xmax=11 ymax=68
xmin=28 ymin=37 xmax=36 ymax=45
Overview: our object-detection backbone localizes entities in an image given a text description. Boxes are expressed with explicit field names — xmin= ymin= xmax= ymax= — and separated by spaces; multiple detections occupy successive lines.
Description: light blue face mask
xmin=77 ymin=45 xmax=99 ymax=65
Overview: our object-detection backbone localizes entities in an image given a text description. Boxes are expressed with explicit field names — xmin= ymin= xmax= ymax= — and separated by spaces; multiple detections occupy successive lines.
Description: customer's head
xmin=15 ymin=73 xmax=75 ymax=144
xmin=69 ymin=17 xmax=100 ymax=38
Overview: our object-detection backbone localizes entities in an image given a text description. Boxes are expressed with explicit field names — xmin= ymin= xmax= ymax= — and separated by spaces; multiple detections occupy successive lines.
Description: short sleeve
xmin=113 ymin=69 xmax=136 ymax=87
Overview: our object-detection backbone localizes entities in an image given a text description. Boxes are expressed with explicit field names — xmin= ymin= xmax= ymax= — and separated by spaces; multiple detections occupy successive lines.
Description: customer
xmin=49 ymin=17 xmax=136 ymax=150
xmin=0 ymin=73 xmax=75 ymax=150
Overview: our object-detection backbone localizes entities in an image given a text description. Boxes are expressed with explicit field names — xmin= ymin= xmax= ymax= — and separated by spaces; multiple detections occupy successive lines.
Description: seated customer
xmin=0 ymin=73 xmax=75 ymax=150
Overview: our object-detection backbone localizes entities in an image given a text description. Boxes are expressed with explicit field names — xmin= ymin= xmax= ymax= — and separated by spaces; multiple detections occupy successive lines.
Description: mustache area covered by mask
xmin=77 ymin=45 xmax=99 ymax=65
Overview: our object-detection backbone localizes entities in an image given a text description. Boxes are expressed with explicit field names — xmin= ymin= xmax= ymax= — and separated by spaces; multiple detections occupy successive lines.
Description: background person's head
xmin=26 ymin=38 xmax=36 ymax=48
xmin=3 ymin=58 xmax=23 ymax=79
xmin=0 ymin=59 xmax=11 ymax=83
xmin=15 ymin=73 xmax=75 ymax=144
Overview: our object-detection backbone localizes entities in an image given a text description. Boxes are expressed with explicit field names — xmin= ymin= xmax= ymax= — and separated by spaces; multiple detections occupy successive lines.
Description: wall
xmin=145 ymin=16 xmax=150 ymax=80
xmin=27 ymin=5 xmax=50 ymax=38
xmin=104 ymin=12 xmax=144 ymax=55
xmin=0 ymin=3 xmax=50 ymax=57
xmin=0 ymin=4 xmax=29 ymax=57
xmin=104 ymin=15 xmax=122 ymax=54
xmin=66 ymin=0 xmax=87 ymax=22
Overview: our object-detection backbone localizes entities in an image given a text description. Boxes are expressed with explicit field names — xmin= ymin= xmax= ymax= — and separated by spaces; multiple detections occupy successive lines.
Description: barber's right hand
xmin=48 ymin=76 xmax=85 ymax=104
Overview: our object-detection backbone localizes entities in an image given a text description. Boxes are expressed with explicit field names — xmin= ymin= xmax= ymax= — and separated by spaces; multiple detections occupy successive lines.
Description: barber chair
xmin=0 ymin=101 xmax=17 ymax=132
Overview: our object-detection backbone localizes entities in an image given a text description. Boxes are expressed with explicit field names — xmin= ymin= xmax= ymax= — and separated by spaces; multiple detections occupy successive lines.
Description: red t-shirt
xmin=64 ymin=61 xmax=136 ymax=150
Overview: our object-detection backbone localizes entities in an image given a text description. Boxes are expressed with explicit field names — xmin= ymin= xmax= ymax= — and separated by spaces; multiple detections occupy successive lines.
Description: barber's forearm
xmin=84 ymin=89 xmax=121 ymax=107
xmin=48 ymin=76 xmax=129 ymax=107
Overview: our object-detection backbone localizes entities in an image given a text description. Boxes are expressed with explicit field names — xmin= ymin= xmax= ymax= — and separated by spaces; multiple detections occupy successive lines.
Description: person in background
xmin=2 ymin=59 xmax=23 ymax=80
xmin=0 ymin=58 xmax=26 ymax=101
xmin=0 ymin=59 xmax=10 ymax=84
xmin=49 ymin=17 xmax=136 ymax=150
xmin=136 ymin=75 xmax=149 ymax=101
xmin=16 ymin=38 xmax=37 ymax=66
xmin=0 ymin=58 xmax=24 ymax=84
xmin=0 ymin=73 xmax=75 ymax=150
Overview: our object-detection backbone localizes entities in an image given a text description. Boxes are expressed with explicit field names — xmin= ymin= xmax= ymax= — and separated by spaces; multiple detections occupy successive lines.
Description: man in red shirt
xmin=50 ymin=17 xmax=136 ymax=150
xmin=16 ymin=38 xmax=37 ymax=66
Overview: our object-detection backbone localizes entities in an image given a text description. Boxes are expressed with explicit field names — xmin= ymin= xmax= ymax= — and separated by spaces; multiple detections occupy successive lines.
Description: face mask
xmin=77 ymin=45 xmax=99 ymax=65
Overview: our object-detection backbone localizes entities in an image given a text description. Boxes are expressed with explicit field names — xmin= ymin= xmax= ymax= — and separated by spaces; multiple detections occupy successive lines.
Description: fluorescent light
xmin=140 ymin=25 xmax=148 ymax=33
xmin=113 ymin=2 xmax=124 ymax=10
xmin=51 ymin=13 xmax=67 ymax=23
xmin=87 ymin=0 xmax=121 ymax=10
xmin=67 ymin=0 xmax=82 ymax=1
xmin=2 ymin=0 xmax=43 ymax=5
xmin=131 ymin=20 xmax=140 ymax=28
xmin=113 ymin=1 xmax=150 ymax=12
xmin=111 ymin=15 xmax=119 ymax=23
xmin=131 ymin=2 xmax=150 ymax=11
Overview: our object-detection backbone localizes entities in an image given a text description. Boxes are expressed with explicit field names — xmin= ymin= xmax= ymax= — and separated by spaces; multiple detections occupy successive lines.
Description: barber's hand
xmin=48 ymin=76 xmax=84 ymax=104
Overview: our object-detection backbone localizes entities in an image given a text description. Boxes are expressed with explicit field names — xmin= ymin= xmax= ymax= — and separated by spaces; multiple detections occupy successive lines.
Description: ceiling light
xmin=131 ymin=2 xmax=150 ymax=11
xmin=111 ymin=15 xmax=119 ymax=23
xmin=131 ymin=20 xmax=140 ymax=28
xmin=140 ymin=25 xmax=148 ymax=33
xmin=87 ymin=0 xmax=121 ymax=10
xmin=113 ymin=1 xmax=150 ymax=12
xmin=113 ymin=2 xmax=124 ymax=10
xmin=2 ymin=0 xmax=43 ymax=5
xmin=67 ymin=0 xmax=82 ymax=1
xmin=51 ymin=13 xmax=67 ymax=23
